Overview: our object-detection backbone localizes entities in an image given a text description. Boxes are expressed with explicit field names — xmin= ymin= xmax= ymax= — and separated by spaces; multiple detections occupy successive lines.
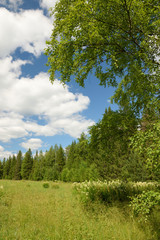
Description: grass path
xmin=0 ymin=180 xmax=155 ymax=240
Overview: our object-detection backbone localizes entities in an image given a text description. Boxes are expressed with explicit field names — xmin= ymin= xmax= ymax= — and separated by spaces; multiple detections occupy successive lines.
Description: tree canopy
xmin=45 ymin=0 xmax=160 ymax=113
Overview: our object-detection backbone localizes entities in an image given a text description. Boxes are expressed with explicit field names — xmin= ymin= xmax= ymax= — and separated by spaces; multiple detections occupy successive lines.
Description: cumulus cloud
xmin=21 ymin=138 xmax=43 ymax=150
xmin=0 ymin=1 xmax=94 ymax=152
xmin=0 ymin=145 xmax=13 ymax=159
xmin=0 ymin=112 xmax=28 ymax=142
xmin=0 ymin=57 xmax=94 ymax=142
xmin=0 ymin=8 xmax=52 ymax=57
xmin=0 ymin=0 xmax=23 ymax=10
xmin=40 ymin=0 xmax=58 ymax=10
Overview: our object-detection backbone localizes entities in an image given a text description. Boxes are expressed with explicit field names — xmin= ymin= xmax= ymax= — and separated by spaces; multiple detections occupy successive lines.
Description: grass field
xmin=0 ymin=180 xmax=158 ymax=240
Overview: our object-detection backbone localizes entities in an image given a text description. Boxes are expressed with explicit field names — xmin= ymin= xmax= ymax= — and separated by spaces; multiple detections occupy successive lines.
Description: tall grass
xmin=73 ymin=180 xmax=160 ymax=204
xmin=0 ymin=180 xmax=158 ymax=240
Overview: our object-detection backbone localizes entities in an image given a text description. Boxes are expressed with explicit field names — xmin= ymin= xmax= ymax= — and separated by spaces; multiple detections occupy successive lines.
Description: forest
xmin=0 ymin=0 xmax=160 ymax=239
xmin=0 ymin=107 xmax=159 ymax=182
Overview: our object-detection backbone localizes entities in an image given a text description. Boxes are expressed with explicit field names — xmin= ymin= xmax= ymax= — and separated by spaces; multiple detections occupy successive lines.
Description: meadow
xmin=0 ymin=180 xmax=159 ymax=240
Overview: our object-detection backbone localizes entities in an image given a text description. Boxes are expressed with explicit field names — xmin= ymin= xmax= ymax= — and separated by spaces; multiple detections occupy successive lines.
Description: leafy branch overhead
xmin=45 ymin=0 xmax=160 ymax=112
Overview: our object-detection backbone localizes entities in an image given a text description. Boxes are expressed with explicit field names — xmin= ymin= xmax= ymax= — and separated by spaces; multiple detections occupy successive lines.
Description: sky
xmin=0 ymin=0 xmax=118 ymax=159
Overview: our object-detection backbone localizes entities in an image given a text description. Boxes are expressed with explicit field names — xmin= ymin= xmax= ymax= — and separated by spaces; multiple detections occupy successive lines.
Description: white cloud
xmin=0 ymin=112 xmax=29 ymax=142
xmin=21 ymin=138 xmax=43 ymax=150
xmin=0 ymin=57 xmax=94 ymax=142
xmin=0 ymin=8 xmax=52 ymax=57
xmin=0 ymin=145 xmax=13 ymax=159
xmin=40 ymin=0 xmax=58 ymax=10
xmin=0 ymin=0 xmax=23 ymax=10
xmin=0 ymin=2 xmax=94 ymax=146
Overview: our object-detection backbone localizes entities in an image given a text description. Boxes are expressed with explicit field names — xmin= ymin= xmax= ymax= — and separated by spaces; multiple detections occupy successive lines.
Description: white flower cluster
xmin=73 ymin=180 xmax=159 ymax=204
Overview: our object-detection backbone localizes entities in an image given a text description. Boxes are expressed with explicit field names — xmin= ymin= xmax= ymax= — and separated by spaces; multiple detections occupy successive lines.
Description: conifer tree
xmin=0 ymin=161 xmax=3 ymax=179
xmin=3 ymin=157 xmax=11 ymax=179
xmin=66 ymin=141 xmax=77 ymax=169
xmin=56 ymin=145 xmax=65 ymax=173
xmin=32 ymin=150 xmax=45 ymax=181
xmin=14 ymin=151 xmax=22 ymax=180
xmin=21 ymin=149 xmax=33 ymax=180
xmin=2 ymin=158 xmax=6 ymax=179
xmin=9 ymin=155 xmax=16 ymax=179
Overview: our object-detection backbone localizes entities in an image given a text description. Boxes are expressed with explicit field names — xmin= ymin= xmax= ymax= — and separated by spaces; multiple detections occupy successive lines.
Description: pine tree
xmin=2 ymin=158 xmax=6 ymax=179
xmin=32 ymin=150 xmax=45 ymax=181
xmin=3 ymin=157 xmax=11 ymax=179
xmin=14 ymin=151 xmax=22 ymax=180
xmin=21 ymin=149 xmax=33 ymax=180
xmin=9 ymin=155 xmax=16 ymax=179
xmin=65 ymin=141 xmax=77 ymax=169
xmin=0 ymin=161 xmax=3 ymax=179
xmin=44 ymin=146 xmax=56 ymax=180
xmin=56 ymin=145 xmax=65 ymax=173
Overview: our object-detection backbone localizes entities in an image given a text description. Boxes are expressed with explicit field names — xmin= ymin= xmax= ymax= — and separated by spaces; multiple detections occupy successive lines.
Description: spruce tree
xmin=14 ymin=151 xmax=22 ymax=180
xmin=9 ymin=155 xmax=16 ymax=179
xmin=21 ymin=149 xmax=33 ymax=180
xmin=3 ymin=157 xmax=11 ymax=179
xmin=56 ymin=145 xmax=65 ymax=173
xmin=0 ymin=161 xmax=3 ymax=179
xmin=2 ymin=158 xmax=6 ymax=179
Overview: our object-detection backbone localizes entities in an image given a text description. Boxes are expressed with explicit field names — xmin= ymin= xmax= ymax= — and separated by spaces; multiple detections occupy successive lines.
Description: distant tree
xmin=2 ymin=158 xmax=6 ymax=179
xmin=65 ymin=141 xmax=77 ymax=169
xmin=9 ymin=155 xmax=16 ymax=179
xmin=32 ymin=150 xmax=45 ymax=181
xmin=89 ymin=108 xmax=138 ymax=179
xmin=45 ymin=146 xmax=56 ymax=167
xmin=56 ymin=145 xmax=65 ymax=173
xmin=76 ymin=133 xmax=90 ymax=163
xmin=0 ymin=161 xmax=3 ymax=179
xmin=14 ymin=151 xmax=23 ymax=180
xmin=3 ymin=157 xmax=11 ymax=179
xmin=21 ymin=149 xmax=33 ymax=180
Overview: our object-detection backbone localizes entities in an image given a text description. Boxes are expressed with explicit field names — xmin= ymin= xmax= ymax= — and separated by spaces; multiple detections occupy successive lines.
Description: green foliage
xmin=32 ymin=150 xmax=45 ymax=181
xmin=46 ymin=0 xmax=160 ymax=112
xmin=3 ymin=157 xmax=11 ymax=179
xmin=130 ymin=191 xmax=160 ymax=222
xmin=21 ymin=149 xmax=33 ymax=180
xmin=0 ymin=161 xmax=3 ymax=179
xmin=43 ymin=182 xmax=50 ymax=188
xmin=89 ymin=108 xmax=138 ymax=179
xmin=73 ymin=180 xmax=160 ymax=205
xmin=9 ymin=155 xmax=16 ymax=179
xmin=14 ymin=151 xmax=22 ymax=180
xmin=1 ymin=180 xmax=157 ymax=240
xmin=56 ymin=145 xmax=65 ymax=173
xmin=130 ymin=122 xmax=160 ymax=180
xmin=0 ymin=109 xmax=158 ymax=184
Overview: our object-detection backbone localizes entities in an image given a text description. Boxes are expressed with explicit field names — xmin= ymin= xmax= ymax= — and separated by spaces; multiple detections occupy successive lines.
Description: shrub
xmin=130 ymin=190 xmax=160 ymax=222
xmin=73 ymin=180 xmax=160 ymax=205
xmin=43 ymin=182 xmax=50 ymax=188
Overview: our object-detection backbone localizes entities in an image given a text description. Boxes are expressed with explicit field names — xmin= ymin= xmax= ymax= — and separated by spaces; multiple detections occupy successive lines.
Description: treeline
xmin=0 ymin=107 xmax=159 ymax=182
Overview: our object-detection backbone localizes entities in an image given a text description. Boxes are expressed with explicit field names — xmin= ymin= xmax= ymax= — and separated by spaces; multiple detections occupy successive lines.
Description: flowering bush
xmin=73 ymin=180 xmax=160 ymax=205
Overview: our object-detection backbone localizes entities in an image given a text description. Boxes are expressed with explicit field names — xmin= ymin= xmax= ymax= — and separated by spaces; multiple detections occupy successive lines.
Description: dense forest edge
xmin=0 ymin=107 xmax=159 ymax=182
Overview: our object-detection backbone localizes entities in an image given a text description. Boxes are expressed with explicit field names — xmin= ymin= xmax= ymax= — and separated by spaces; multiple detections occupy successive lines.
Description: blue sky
xmin=0 ymin=0 xmax=118 ymax=159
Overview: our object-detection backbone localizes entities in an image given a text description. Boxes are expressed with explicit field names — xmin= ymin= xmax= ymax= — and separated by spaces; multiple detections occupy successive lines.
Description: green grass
xmin=0 ymin=180 xmax=158 ymax=240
